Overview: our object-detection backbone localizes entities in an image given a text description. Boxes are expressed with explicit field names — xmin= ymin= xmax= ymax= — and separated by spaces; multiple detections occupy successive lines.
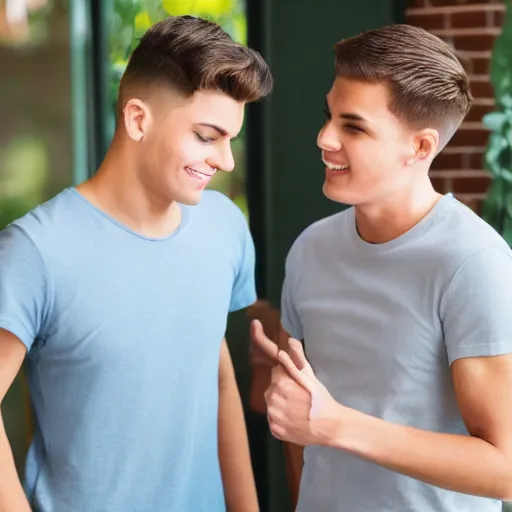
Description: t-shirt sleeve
xmin=229 ymin=219 xmax=257 ymax=312
xmin=280 ymin=243 xmax=303 ymax=340
xmin=0 ymin=225 xmax=51 ymax=351
xmin=440 ymin=245 xmax=512 ymax=366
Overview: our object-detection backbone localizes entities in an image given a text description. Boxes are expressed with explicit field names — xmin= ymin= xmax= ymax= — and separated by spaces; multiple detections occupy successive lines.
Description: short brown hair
xmin=119 ymin=15 xmax=273 ymax=108
xmin=333 ymin=24 xmax=473 ymax=148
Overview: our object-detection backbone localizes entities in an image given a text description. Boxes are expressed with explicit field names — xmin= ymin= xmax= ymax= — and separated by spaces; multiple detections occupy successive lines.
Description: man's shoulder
xmin=289 ymin=208 xmax=351 ymax=254
xmin=2 ymin=188 xmax=76 ymax=252
xmin=436 ymin=196 xmax=511 ymax=264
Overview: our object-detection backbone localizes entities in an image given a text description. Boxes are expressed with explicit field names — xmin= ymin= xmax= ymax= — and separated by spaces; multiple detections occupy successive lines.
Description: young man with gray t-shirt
xmin=253 ymin=24 xmax=512 ymax=512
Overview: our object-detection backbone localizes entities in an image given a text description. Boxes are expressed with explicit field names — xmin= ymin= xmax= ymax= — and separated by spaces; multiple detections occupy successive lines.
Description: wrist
xmin=313 ymin=402 xmax=352 ymax=449
xmin=322 ymin=404 xmax=366 ymax=452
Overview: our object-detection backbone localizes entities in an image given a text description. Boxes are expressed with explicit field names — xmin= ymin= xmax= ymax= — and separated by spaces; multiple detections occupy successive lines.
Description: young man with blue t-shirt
xmin=0 ymin=16 xmax=272 ymax=512
xmin=253 ymin=24 xmax=512 ymax=511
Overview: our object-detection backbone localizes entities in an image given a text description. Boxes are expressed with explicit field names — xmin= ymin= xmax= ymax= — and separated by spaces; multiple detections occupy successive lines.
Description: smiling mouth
xmin=185 ymin=167 xmax=215 ymax=180
xmin=322 ymin=159 xmax=349 ymax=171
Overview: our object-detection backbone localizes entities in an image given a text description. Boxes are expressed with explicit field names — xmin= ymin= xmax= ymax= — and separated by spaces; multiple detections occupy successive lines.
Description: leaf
xmin=500 ymin=167 xmax=512 ymax=183
xmin=483 ymin=179 xmax=504 ymax=226
xmin=483 ymin=111 xmax=506 ymax=130
xmin=490 ymin=1 xmax=512 ymax=101
xmin=143 ymin=0 xmax=163 ymax=20
xmin=505 ymin=191 xmax=512 ymax=220
xmin=506 ymin=124 xmax=512 ymax=148
xmin=500 ymin=93 xmax=512 ymax=110
xmin=485 ymin=131 xmax=506 ymax=174
xmin=231 ymin=11 xmax=247 ymax=44
xmin=134 ymin=10 xmax=152 ymax=32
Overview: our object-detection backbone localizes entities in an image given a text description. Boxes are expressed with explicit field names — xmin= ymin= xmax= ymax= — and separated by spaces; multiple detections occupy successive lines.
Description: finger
xmin=288 ymin=338 xmax=315 ymax=378
xmin=289 ymin=338 xmax=318 ymax=383
xmin=277 ymin=349 xmax=317 ymax=395
xmin=288 ymin=337 xmax=306 ymax=370
xmin=278 ymin=350 xmax=326 ymax=420
xmin=251 ymin=319 xmax=279 ymax=363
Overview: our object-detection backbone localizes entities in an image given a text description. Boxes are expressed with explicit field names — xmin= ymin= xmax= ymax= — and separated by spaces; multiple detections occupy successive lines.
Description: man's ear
xmin=405 ymin=128 xmax=439 ymax=165
xmin=122 ymin=98 xmax=150 ymax=142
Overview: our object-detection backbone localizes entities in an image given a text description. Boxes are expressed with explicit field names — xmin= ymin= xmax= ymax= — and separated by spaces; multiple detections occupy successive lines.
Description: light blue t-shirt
xmin=281 ymin=194 xmax=512 ymax=512
xmin=0 ymin=188 xmax=256 ymax=512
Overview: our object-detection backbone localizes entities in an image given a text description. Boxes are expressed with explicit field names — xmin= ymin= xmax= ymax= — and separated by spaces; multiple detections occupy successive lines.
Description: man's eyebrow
xmin=340 ymin=112 xmax=368 ymax=123
xmin=196 ymin=123 xmax=228 ymax=137
xmin=325 ymin=98 xmax=368 ymax=124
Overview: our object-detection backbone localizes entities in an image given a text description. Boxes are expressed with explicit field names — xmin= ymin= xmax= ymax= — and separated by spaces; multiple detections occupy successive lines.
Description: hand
xmin=265 ymin=362 xmax=314 ymax=445
xmin=251 ymin=320 xmax=346 ymax=447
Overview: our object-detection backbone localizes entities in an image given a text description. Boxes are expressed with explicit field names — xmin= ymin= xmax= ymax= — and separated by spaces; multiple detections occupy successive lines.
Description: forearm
xmin=0 ymin=411 xmax=31 ymax=511
xmin=331 ymin=406 xmax=512 ymax=500
xmin=218 ymin=339 xmax=258 ymax=512
xmin=219 ymin=378 xmax=258 ymax=512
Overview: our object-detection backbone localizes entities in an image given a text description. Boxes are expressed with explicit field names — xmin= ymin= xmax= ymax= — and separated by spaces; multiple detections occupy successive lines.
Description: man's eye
xmin=195 ymin=132 xmax=215 ymax=143
xmin=345 ymin=124 xmax=364 ymax=133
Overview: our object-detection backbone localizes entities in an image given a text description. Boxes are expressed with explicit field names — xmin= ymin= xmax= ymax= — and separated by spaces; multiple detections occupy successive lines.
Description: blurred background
xmin=1 ymin=0 xmax=511 ymax=510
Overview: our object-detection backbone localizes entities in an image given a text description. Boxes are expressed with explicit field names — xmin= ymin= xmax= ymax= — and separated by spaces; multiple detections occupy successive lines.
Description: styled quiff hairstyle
xmin=333 ymin=24 xmax=473 ymax=149
xmin=118 ymin=15 xmax=273 ymax=112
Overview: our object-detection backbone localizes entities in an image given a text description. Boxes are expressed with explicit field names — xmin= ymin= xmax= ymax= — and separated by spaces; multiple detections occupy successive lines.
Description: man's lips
xmin=322 ymin=158 xmax=349 ymax=171
xmin=185 ymin=167 xmax=216 ymax=180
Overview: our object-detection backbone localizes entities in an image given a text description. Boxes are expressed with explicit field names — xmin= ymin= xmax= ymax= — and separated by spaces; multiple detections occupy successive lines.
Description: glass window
xmin=0 ymin=0 xmax=73 ymax=472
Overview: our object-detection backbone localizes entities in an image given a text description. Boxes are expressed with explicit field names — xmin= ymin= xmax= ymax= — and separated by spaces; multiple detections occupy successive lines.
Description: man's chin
xmin=322 ymin=182 xmax=352 ymax=205
xmin=176 ymin=190 xmax=204 ymax=206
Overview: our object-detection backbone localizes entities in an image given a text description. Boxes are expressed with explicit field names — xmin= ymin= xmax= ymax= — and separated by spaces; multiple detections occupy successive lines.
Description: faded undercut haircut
xmin=118 ymin=15 xmax=273 ymax=115
xmin=334 ymin=24 xmax=473 ymax=150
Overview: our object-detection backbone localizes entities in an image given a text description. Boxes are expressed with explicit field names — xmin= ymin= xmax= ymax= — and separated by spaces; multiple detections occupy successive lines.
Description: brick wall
xmin=406 ymin=0 xmax=506 ymax=214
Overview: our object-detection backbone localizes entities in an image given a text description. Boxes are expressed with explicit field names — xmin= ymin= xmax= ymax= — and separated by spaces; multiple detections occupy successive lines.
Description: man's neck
xmin=76 ymin=144 xmax=182 ymax=239
xmin=354 ymin=181 xmax=442 ymax=245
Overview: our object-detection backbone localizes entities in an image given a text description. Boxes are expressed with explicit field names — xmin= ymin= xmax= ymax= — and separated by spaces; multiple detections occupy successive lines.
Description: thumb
xmin=277 ymin=348 xmax=319 ymax=395
xmin=278 ymin=343 xmax=327 ymax=420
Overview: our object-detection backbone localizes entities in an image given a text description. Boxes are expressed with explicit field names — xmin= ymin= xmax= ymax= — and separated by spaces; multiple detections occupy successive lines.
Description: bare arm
xmin=218 ymin=338 xmax=259 ymax=512
xmin=329 ymin=354 xmax=512 ymax=499
xmin=272 ymin=338 xmax=512 ymax=500
xmin=255 ymin=324 xmax=512 ymax=499
xmin=0 ymin=329 xmax=31 ymax=511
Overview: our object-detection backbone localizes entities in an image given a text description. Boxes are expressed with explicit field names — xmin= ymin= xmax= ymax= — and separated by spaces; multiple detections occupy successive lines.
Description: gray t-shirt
xmin=281 ymin=194 xmax=512 ymax=512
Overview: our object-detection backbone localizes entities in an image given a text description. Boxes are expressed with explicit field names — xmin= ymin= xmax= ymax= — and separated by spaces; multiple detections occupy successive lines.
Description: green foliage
xmin=0 ymin=136 xmax=48 ymax=229
xmin=482 ymin=1 xmax=512 ymax=244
